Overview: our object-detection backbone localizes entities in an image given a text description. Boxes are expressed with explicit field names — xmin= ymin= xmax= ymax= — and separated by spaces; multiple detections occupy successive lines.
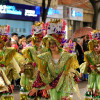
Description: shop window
xmin=15 ymin=28 xmax=19 ymax=33
xmin=23 ymin=28 xmax=26 ymax=33
xmin=10 ymin=27 xmax=14 ymax=33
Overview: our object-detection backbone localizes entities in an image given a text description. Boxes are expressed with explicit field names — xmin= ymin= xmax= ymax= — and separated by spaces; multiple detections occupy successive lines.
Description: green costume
xmin=37 ymin=35 xmax=81 ymax=100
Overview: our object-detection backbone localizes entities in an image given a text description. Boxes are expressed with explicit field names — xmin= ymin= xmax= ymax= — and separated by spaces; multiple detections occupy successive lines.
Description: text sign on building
xmin=0 ymin=5 xmax=22 ymax=15
xmin=47 ymin=6 xmax=63 ymax=18
xmin=0 ymin=4 xmax=40 ymax=21
xmin=69 ymin=7 xmax=83 ymax=21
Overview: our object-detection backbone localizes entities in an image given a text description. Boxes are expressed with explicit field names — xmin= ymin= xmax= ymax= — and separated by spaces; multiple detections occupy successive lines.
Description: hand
xmin=80 ymin=73 xmax=83 ymax=79
xmin=45 ymin=85 xmax=52 ymax=91
xmin=89 ymin=65 xmax=96 ymax=71
xmin=8 ymin=85 xmax=13 ymax=93
xmin=29 ymin=88 xmax=37 ymax=96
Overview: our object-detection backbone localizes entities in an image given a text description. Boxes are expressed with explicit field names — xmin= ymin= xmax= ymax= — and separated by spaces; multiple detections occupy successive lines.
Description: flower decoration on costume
xmin=89 ymin=30 xmax=100 ymax=41
xmin=63 ymin=39 xmax=75 ymax=53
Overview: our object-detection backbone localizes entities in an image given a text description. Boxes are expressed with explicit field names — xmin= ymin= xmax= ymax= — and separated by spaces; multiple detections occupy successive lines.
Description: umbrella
xmin=71 ymin=27 xmax=93 ymax=39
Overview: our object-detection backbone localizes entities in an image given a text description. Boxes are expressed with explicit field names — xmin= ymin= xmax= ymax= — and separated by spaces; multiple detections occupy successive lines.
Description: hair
xmin=26 ymin=35 xmax=32 ymax=39
xmin=11 ymin=33 xmax=18 ymax=37
xmin=20 ymin=35 xmax=25 ymax=38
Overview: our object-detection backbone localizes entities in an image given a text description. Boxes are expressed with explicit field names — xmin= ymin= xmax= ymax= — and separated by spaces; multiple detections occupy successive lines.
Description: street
xmin=12 ymin=81 xmax=88 ymax=100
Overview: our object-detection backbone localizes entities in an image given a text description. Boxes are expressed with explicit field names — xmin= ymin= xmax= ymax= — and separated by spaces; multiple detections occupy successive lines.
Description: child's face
xmin=94 ymin=44 xmax=99 ymax=53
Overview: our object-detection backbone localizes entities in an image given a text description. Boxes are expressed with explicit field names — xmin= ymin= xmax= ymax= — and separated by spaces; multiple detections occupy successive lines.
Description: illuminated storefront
xmin=0 ymin=1 xmax=40 ymax=36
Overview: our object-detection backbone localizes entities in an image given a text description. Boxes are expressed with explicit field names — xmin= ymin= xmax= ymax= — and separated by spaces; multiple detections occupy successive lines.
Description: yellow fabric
xmin=12 ymin=58 xmax=21 ymax=73
xmin=65 ymin=55 xmax=79 ymax=75
xmin=22 ymin=48 xmax=32 ymax=61
xmin=14 ymin=52 xmax=26 ymax=69
xmin=5 ymin=47 xmax=16 ymax=66
xmin=1 ymin=96 xmax=13 ymax=100
xmin=37 ymin=57 xmax=47 ymax=74
xmin=0 ymin=68 xmax=10 ymax=92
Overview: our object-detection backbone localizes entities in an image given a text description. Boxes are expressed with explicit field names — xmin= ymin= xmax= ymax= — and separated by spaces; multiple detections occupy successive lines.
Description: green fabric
xmin=88 ymin=72 xmax=100 ymax=90
xmin=50 ymin=89 xmax=61 ymax=100
xmin=38 ymin=51 xmax=79 ymax=99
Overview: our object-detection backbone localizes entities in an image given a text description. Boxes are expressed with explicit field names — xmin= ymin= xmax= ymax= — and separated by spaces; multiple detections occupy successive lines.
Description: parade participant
xmin=20 ymin=22 xmax=48 ymax=100
xmin=0 ymin=68 xmax=13 ymax=100
xmin=0 ymin=25 xmax=17 ymax=100
xmin=29 ymin=19 xmax=81 ymax=100
xmin=80 ymin=30 xmax=100 ymax=100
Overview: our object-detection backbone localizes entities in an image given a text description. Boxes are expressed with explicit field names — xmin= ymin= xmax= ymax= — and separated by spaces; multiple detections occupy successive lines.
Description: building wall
xmin=0 ymin=19 xmax=33 ymax=36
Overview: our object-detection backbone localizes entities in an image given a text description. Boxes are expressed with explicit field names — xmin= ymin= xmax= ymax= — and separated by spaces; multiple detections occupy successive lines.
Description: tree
xmin=42 ymin=0 xmax=52 ymax=22
xmin=89 ymin=0 xmax=100 ymax=29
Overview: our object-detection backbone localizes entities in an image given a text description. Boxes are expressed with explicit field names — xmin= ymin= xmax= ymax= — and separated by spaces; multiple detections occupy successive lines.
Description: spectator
xmin=73 ymin=39 xmax=84 ymax=65
xmin=83 ymin=35 xmax=89 ymax=52
xmin=19 ymin=38 xmax=26 ymax=49
xmin=11 ymin=33 xmax=18 ymax=44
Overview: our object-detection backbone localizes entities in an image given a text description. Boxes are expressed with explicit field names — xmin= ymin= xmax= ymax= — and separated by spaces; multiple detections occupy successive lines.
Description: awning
xmin=71 ymin=27 xmax=93 ymax=39
xmin=9 ymin=0 xmax=58 ymax=8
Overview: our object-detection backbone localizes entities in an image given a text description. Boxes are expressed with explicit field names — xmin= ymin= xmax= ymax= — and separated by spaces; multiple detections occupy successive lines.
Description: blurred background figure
xmin=82 ymin=35 xmax=89 ymax=52
xmin=26 ymin=35 xmax=32 ymax=46
xmin=11 ymin=33 xmax=18 ymax=44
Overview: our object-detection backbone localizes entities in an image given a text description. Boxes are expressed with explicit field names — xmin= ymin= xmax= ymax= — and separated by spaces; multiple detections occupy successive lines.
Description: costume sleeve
xmin=14 ymin=52 xmax=26 ymax=70
xmin=5 ymin=47 xmax=16 ymax=65
xmin=0 ymin=68 xmax=10 ymax=86
xmin=55 ymin=54 xmax=79 ymax=91
xmin=37 ymin=52 xmax=53 ymax=84
xmin=22 ymin=47 xmax=33 ymax=62
xmin=79 ymin=52 xmax=90 ymax=73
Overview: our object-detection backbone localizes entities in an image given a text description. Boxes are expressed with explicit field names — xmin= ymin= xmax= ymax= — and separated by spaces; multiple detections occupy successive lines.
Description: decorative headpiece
xmin=63 ymin=39 xmax=75 ymax=53
xmin=46 ymin=19 xmax=66 ymax=35
xmin=31 ymin=22 xmax=45 ymax=35
xmin=0 ymin=25 xmax=10 ymax=44
xmin=31 ymin=22 xmax=45 ymax=46
xmin=45 ymin=19 xmax=67 ymax=46
xmin=89 ymin=30 xmax=100 ymax=40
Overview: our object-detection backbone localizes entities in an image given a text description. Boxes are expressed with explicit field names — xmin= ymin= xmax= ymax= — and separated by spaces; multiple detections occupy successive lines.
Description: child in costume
xmin=80 ymin=30 xmax=100 ymax=100
xmin=20 ymin=22 xmax=48 ymax=100
xmin=29 ymin=19 xmax=81 ymax=100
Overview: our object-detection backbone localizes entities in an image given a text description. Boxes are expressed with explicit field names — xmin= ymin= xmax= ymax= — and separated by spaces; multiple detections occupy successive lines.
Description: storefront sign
xmin=25 ymin=9 xmax=37 ymax=17
xmin=0 ymin=4 xmax=40 ymax=21
xmin=48 ymin=8 xmax=60 ymax=15
xmin=47 ymin=6 xmax=63 ymax=18
xmin=71 ymin=10 xmax=83 ymax=17
xmin=0 ymin=5 xmax=22 ymax=15
xmin=70 ymin=7 xmax=83 ymax=21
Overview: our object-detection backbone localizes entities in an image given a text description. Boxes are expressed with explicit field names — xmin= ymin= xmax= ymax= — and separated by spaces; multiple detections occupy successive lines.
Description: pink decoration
xmin=33 ymin=62 xmax=36 ymax=67
xmin=11 ymin=44 xmax=18 ymax=49
xmin=89 ymin=32 xmax=92 ymax=40
xmin=62 ymin=19 xmax=67 ymax=31
xmin=1 ymin=64 xmax=4 ymax=67
xmin=7 ymin=25 xmax=10 ymax=33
